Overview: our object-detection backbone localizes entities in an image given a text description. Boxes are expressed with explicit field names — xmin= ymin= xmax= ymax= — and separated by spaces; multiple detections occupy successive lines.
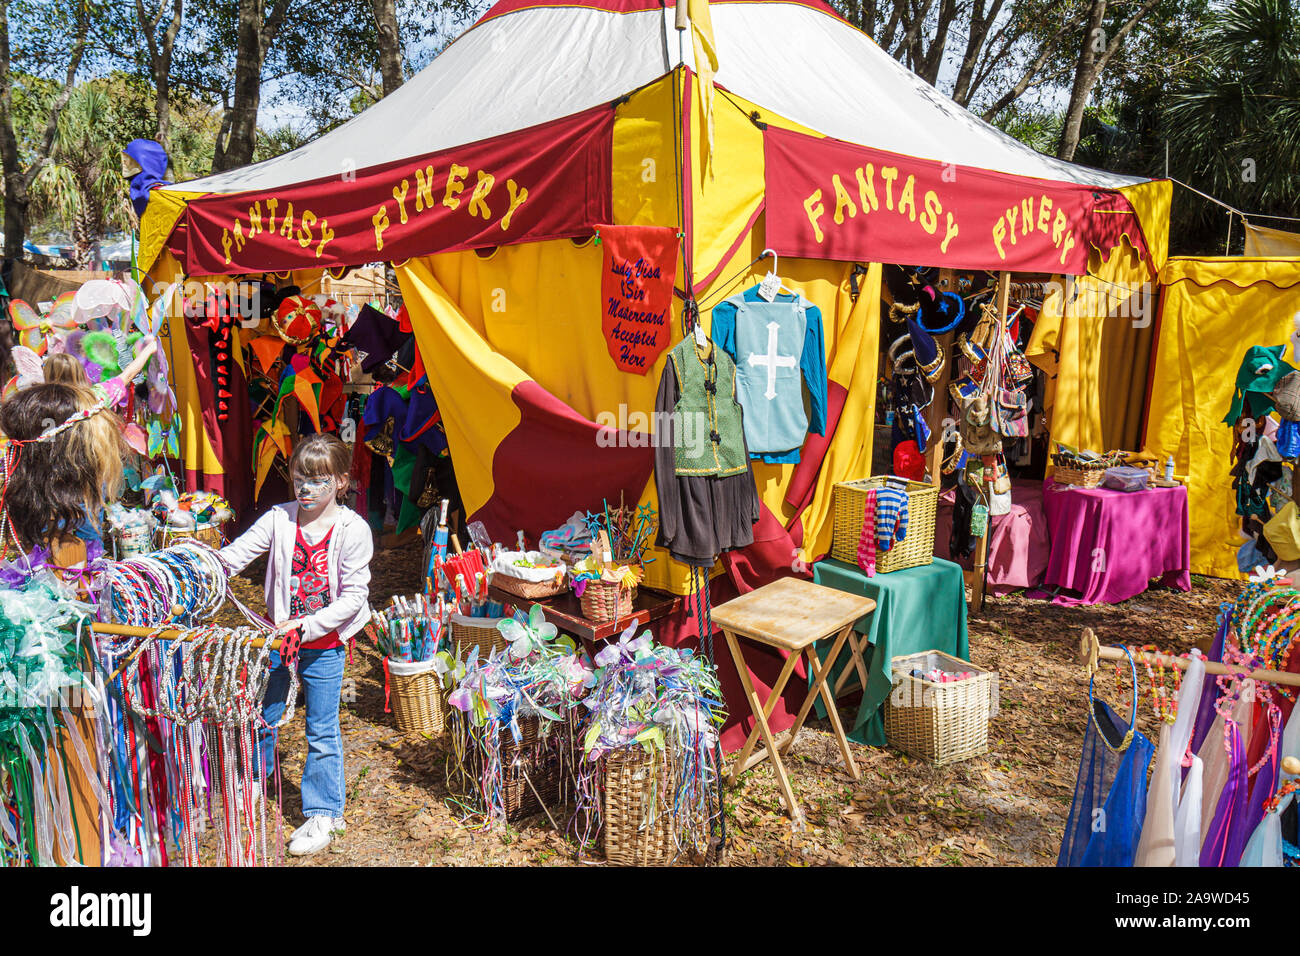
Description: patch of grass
xmin=348 ymin=765 xmax=372 ymax=803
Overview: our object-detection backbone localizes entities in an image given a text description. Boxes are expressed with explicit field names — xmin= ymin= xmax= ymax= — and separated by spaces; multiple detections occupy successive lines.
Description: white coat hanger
xmin=760 ymin=248 xmax=799 ymax=297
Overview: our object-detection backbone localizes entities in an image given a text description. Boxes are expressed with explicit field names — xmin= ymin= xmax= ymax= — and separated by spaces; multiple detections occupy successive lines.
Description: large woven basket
xmin=387 ymin=658 xmax=448 ymax=736
xmin=830 ymin=476 xmax=938 ymax=572
xmin=884 ymin=649 xmax=998 ymax=766
xmin=157 ymin=524 xmax=224 ymax=550
xmin=449 ymin=614 xmax=512 ymax=661
xmin=603 ymin=744 xmax=677 ymax=865
xmin=491 ymin=570 xmax=566 ymax=600
xmin=456 ymin=716 xmax=565 ymax=821
xmin=579 ymin=578 xmax=636 ymax=623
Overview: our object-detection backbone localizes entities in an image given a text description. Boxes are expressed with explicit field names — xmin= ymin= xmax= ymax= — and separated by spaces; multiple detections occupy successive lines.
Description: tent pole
xmin=923 ymin=268 xmax=956 ymax=487
xmin=965 ymin=271 xmax=1009 ymax=613
xmin=675 ymin=0 xmax=687 ymax=67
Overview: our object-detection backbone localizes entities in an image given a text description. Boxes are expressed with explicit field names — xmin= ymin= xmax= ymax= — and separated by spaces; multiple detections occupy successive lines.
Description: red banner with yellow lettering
xmin=599 ymin=224 xmax=679 ymax=375
xmin=763 ymin=126 xmax=1149 ymax=275
xmin=174 ymin=106 xmax=614 ymax=275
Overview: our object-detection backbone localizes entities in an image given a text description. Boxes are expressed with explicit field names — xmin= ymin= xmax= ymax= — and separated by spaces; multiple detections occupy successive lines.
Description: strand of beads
xmin=1139 ymin=644 xmax=1183 ymax=724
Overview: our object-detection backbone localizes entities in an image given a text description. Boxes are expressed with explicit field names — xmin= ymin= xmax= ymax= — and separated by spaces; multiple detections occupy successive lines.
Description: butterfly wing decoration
xmin=11 ymin=346 xmax=45 ymax=390
xmin=9 ymin=299 xmax=47 ymax=354
xmin=121 ymin=422 xmax=149 ymax=457
xmin=148 ymin=283 xmax=175 ymax=338
xmin=167 ymin=425 xmax=179 ymax=459
xmin=147 ymin=419 xmax=164 ymax=459
xmin=146 ymin=344 xmax=174 ymax=415
xmin=42 ymin=292 xmax=82 ymax=343
xmin=73 ymin=279 xmax=132 ymax=325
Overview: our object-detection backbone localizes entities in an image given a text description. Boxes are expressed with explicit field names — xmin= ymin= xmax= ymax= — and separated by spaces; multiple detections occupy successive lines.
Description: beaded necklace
xmin=1263 ymin=779 xmax=1299 ymax=815
xmin=1140 ymin=644 xmax=1182 ymax=723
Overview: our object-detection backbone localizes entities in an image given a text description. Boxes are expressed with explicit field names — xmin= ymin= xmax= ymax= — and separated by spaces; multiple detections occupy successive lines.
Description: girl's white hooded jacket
xmin=220 ymin=503 xmax=373 ymax=643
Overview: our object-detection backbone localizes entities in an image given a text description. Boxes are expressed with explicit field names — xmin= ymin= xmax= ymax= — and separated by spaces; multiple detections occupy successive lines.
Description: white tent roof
xmin=166 ymin=0 xmax=1145 ymax=197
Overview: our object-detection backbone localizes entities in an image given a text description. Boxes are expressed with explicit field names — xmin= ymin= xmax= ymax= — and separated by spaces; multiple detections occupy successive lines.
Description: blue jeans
xmin=260 ymin=647 xmax=346 ymax=819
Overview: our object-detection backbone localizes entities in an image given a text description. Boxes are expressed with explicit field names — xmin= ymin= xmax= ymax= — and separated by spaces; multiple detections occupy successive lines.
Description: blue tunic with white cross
xmin=712 ymin=286 xmax=827 ymax=462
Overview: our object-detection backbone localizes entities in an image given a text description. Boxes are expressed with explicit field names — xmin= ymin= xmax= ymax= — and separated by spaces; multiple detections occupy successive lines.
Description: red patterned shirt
xmin=290 ymin=525 xmax=341 ymax=649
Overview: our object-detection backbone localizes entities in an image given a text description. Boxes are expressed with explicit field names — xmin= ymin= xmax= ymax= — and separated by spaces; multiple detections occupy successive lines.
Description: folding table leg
xmin=806 ymin=625 xmax=861 ymax=781
xmin=780 ymin=625 xmax=851 ymax=751
xmin=726 ymin=633 xmax=800 ymax=782
xmin=832 ymin=629 xmax=871 ymax=699
xmin=723 ymin=630 xmax=804 ymax=823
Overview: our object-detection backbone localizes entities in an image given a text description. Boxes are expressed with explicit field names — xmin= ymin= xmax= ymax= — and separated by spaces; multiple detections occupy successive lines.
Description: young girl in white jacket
xmin=220 ymin=432 xmax=373 ymax=856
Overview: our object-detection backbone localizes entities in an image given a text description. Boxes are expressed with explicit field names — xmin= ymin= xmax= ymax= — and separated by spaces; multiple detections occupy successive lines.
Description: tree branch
xmin=25 ymin=3 xmax=91 ymax=189
xmin=981 ymin=13 xmax=1083 ymax=121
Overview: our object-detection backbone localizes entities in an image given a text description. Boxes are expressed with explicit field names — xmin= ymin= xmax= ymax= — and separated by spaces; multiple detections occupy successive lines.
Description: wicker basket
xmin=603 ymin=745 xmax=677 ymax=865
xmin=449 ymin=614 xmax=512 ymax=661
xmin=1050 ymin=457 xmax=1107 ymax=488
xmin=884 ymin=649 xmax=999 ymax=766
xmin=830 ymin=476 xmax=938 ymax=572
xmin=579 ymin=578 xmax=636 ymax=623
xmin=156 ymin=523 xmax=224 ymax=550
xmin=490 ymin=570 xmax=566 ymax=600
xmin=457 ymin=716 xmax=565 ymax=821
xmin=387 ymin=658 xmax=449 ymax=736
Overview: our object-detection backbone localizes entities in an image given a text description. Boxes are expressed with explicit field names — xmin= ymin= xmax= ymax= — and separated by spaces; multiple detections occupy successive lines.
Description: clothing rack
xmin=1078 ymin=627 xmax=1300 ymax=689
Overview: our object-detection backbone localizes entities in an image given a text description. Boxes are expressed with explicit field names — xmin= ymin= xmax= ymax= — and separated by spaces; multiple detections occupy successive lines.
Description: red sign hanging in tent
xmin=598 ymin=224 xmax=679 ymax=374
xmin=762 ymin=126 xmax=1150 ymax=275
xmin=176 ymin=106 xmax=614 ymax=275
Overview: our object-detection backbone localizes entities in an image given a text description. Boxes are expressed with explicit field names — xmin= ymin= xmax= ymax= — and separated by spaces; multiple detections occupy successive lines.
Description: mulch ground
xmin=217 ymin=546 xmax=1241 ymax=866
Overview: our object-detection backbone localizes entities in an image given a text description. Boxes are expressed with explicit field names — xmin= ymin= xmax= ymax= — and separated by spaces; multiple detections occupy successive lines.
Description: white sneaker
xmin=289 ymin=816 xmax=343 ymax=842
xmin=287 ymin=816 xmax=340 ymax=856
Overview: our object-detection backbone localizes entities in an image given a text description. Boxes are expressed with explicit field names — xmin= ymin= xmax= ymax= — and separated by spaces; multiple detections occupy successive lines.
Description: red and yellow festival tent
xmin=140 ymin=0 xmax=1170 ymax=739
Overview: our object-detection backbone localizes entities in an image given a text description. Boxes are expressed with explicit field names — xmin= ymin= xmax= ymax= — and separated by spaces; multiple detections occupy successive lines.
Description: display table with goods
xmin=933 ymin=478 xmax=1049 ymax=596
xmin=487 ymin=582 xmax=682 ymax=642
xmin=710 ymin=577 xmax=876 ymax=824
xmin=810 ymin=557 xmax=970 ymax=746
xmin=484 ymin=501 xmax=672 ymax=641
xmin=1038 ymin=481 xmax=1191 ymax=605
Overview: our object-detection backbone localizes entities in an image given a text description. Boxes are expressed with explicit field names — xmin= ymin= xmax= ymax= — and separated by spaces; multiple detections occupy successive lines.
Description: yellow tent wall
xmin=1026 ymin=239 xmax=1159 ymax=456
xmin=1144 ymin=256 xmax=1300 ymax=579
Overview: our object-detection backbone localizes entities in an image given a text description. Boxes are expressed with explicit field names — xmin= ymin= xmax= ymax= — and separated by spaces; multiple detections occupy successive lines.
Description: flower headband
xmin=25 ymin=400 xmax=109 ymax=444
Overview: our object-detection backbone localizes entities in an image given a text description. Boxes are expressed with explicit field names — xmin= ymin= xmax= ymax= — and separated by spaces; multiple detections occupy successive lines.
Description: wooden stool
xmin=711 ymin=577 xmax=876 ymax=824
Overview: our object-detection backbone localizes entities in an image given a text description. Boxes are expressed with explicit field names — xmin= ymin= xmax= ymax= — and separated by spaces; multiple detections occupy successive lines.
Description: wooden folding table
xmin=711 ymin=577 xmax=876 ymax=824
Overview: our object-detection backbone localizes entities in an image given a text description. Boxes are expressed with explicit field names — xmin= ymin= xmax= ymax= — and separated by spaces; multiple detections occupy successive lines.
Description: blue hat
xmin=906 ymin=315 xmax=944 ymax=383
xmin=918 ymin=288 xmax=966 ymax=334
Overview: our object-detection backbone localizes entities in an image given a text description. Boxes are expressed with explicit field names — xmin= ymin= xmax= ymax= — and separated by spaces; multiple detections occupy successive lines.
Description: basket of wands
xmin=448 ymin=713 xmax=569 ymax=823
xmin=571 ymin=501 xmax=657 ymax=624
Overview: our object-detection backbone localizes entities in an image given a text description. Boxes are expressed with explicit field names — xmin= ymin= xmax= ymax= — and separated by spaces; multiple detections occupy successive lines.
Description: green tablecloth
xmin=811 ymin=557 xmax=969 ymax=745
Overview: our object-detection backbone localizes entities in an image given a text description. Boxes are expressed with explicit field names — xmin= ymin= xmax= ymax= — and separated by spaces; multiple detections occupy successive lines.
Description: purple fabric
xmin=401 ymin=376 xmax=449 ymax=456
xmin=1189 ymin=610 xmax=1230 ymax=758
xmin=343 ymin=304 xmax=406 ymax=373
xmin=1240 ymin=704 xmax=1282 ymax=851
xmin=1039 ymin=481 xmax=1191 ymax=605
xmin=933 ymin=478 xmax=1049 ymax=595
xmin=1200 ymin=720 xmax=1249 ymax=867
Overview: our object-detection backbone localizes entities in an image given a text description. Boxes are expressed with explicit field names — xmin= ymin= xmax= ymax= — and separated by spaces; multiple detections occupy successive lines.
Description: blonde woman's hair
xmin=289 ymin=432 xmax=352 ymax=504
xmin=43 ymin=353 xmax=91 ymax=387
xmin=0 ymin=383 xmax=126 ymax=547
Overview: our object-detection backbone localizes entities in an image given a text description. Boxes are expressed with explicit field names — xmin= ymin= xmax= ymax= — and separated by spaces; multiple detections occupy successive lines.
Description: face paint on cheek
xmin=294 ymin=477 xmax=334 ymax=507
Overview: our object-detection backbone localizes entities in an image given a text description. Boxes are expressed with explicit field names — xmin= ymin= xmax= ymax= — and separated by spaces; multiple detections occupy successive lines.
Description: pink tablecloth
xmin=933 ymin=479 xmax=1049 ymax=595
xmin=1039 ymin=481 xmax=1191 ymax=605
